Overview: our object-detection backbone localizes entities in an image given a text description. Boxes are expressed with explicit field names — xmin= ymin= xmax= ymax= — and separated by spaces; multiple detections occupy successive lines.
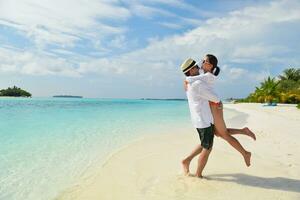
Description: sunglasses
xmin=202 ymin=59 xmax=210 ymax=64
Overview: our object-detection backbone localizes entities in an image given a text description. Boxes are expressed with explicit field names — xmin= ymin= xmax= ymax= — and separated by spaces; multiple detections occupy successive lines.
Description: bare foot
xmin=181 ymin=159 xmax=191 ymax=175
xmin=243 ymin=127 xmax=256 ymax=141
xmin=244 ymin=152 xmax=251 ymax=167
xmin=195 ymin=173 xmax=203 ymax=178
xmin=187 ymin=173 xmax=204 ymax=179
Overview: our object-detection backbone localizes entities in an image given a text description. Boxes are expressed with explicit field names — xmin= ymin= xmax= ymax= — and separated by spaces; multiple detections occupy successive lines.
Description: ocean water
xmin=0 ymin=98 xmax=238 ymax=200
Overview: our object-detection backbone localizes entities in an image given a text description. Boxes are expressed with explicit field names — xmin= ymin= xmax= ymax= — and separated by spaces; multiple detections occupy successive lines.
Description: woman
xmin=184 ymin=54 xmax=256 ymax=167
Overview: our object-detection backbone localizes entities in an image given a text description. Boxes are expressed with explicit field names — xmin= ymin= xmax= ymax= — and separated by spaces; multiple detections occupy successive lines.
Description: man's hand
xmin=184 ymin=80 xmax=189 ymax=91
xmin=217 ymin=101 xmax=223 ymax=110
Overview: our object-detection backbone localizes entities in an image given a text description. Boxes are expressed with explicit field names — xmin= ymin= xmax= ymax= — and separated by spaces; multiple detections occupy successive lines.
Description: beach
xmin=57 ymin=103 xmax=300 ymax=200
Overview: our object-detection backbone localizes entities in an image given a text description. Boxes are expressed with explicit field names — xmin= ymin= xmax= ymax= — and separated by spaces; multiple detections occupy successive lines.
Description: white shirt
xmin=185 ymin=72 xmax=220 ymax=128
xmin=186 ymin=70 xmax=216 ymax=89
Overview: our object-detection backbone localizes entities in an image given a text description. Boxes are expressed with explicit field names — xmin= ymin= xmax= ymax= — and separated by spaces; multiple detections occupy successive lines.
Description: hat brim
xmin=183 ymin=61 xmax=198 ymax=73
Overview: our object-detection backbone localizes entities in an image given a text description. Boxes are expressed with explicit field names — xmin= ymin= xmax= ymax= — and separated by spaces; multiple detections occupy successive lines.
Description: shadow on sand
xmin=208 ymin=173 xmax=300 ymax=193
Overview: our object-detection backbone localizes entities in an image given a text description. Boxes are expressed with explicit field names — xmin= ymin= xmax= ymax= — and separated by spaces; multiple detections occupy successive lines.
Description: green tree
xmin=277 ymin=68 xmax=300 ymax=103
xmin=237 ymin=67 xmax=300 ymax=104
xmin=278 ymin=68 xmax=300 ymax=91
xmin=259 ymin=77 xmax=280 ymax=103
xmin=0 ymin=86 xmax=31 ymax=97
xmin=278 ymin=68 xmax=300 ymax=82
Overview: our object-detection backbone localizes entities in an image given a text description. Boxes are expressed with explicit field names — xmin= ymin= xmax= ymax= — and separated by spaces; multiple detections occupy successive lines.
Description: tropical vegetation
xmin=236 ymin=68 xmax=300 ymax=106
xmin=0 ymin=86 xmax=32 ymax=97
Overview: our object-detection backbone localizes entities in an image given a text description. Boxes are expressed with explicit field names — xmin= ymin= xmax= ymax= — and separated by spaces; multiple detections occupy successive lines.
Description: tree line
xmin=236 ymin=68 xmax=300 ymax=107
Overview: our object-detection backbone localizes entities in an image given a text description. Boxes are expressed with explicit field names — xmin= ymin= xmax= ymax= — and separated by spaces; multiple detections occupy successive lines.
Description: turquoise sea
xmin=0 ymin=98 xmax=238 ymax=200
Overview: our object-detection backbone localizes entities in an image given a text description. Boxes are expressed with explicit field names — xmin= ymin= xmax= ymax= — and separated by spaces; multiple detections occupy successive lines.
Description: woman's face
xmin=202 ymin=56 xmax=213 ymax=72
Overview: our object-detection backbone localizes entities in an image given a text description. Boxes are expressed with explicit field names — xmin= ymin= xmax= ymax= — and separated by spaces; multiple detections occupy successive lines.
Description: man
xmin=180 ymin=58 xmax=220 ymax=178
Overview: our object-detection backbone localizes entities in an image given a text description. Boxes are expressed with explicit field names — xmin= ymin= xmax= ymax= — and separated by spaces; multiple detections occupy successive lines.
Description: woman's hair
xmin=206 ymin=54 xmax=220 ymax=76
xmin=213 ymin=66 xmax=220 ymax=76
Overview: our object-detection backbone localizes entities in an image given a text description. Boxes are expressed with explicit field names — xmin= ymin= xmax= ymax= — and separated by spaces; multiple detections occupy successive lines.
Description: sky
xmin=0 ymin=0 xmax=299 ymax=99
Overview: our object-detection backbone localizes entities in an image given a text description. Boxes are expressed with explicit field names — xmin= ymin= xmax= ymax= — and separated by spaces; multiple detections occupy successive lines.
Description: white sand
xmin=57 ymin=103 xmax=300 ymax=200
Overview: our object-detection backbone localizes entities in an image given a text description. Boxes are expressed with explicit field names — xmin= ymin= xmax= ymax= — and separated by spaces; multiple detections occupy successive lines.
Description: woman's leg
xmin=210 ymin=104 xmax=251 ymax=166
xmin=227 ymin=128 xmax=256 ymax=140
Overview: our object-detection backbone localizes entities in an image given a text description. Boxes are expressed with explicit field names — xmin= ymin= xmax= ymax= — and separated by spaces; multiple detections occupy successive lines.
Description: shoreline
xmin=57 ymin=103 xmax=300 ymax=200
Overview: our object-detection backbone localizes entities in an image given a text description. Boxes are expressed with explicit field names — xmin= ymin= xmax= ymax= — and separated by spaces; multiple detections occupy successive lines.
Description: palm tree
xmin=277 ymin=68 xmax=300 ymax=103
xmin=259 ymin=77 xmax=280 ymax=103
xmin=279 ymin=68 xmax=300 ymax=82
xmin=254 ymin=87 xmax=265 ymax=103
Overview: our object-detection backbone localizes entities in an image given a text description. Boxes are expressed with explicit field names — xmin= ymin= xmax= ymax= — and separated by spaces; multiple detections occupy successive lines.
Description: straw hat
xmin=180 ymin=58 xmax=197 ymax=73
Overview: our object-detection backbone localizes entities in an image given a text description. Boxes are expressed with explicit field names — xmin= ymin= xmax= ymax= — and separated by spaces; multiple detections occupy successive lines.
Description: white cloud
xmin=129 ymin=4 xmax=176 ymax=19
xmin=157 ymin=22 xmax=183 ymax=29
xmin=219 ymin=66 xmax=270 ymax=82
xmin=141 ymin=0 xmax=192 ymax=8
xmin=180 ymin=17 xmax=203 ymax=27
xmin=74 ymin=0 xmax=300 ymax=88
xmin=228 ymin=67 xmax=247 ymax=79
xmin=1 ymin=0 xmax=299 ymax=98
xmin=139 ymin=0 xmax=217 ymax=18
xmin=157 ymin=17 xmax=204 ymax=30
xmin=231 ymin=44 xmax=291 ymax=63
xmin=0 ymin=0 xmax=130 ymax=47
xmin=0 ymin=47 xmax=80 ymax=77
xmin=109 ymin=35 xmax=127 ymax=49
xmin=77 ymin=58 xmax=127 ymax=75
xmin=129 ymin=0 xmax=193 ymax=12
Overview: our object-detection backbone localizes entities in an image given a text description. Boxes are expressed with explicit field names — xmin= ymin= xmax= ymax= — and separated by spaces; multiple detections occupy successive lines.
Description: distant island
xmin=53 ymin=95 xmax=83 ymax=98
xmin=0 ymin=86 xmax=31 ymax=97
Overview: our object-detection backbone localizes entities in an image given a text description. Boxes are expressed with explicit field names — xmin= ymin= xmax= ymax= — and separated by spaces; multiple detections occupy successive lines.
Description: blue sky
xmin=0 ymin=0 xmax=299 ymax=99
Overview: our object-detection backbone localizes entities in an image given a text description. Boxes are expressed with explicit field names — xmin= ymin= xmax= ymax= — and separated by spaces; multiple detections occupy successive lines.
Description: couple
xmin=180 ymin=54 xmax=256 ymax=178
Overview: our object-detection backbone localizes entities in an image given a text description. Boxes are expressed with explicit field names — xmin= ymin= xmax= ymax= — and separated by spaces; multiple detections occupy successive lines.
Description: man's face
xmin=189 ymin=65 xmax=200 ymax=76
xmin=201 ymin=56 xmax=213 ymax=73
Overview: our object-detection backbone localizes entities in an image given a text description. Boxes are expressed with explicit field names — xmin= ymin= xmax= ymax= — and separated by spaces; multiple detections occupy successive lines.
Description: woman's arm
xmin=184 ymin=72 xmax=216 ymax=92
xmin=186 ymin=72 xmax=216 ymax=84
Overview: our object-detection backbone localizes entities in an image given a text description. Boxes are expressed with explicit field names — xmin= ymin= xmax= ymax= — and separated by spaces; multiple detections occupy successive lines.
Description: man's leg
xmin=195 ymin=148 xmax=212 ymax=178
xmin=182 ymin=144 xmax=203 ymax=175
